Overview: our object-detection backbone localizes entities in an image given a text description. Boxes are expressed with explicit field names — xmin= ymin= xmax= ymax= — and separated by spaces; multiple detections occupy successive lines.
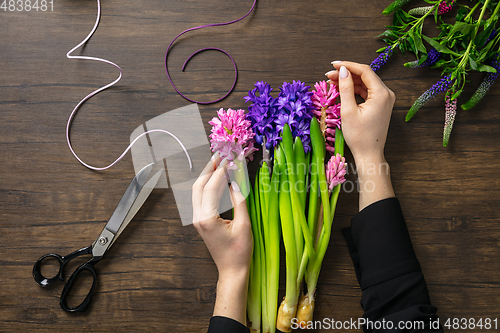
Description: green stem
xmin=454 ymin=0 xmax=492 ymax=91
xmin=464 ymin=2 xmax=481 ymax=22
xmin=278 ymin=149 xmax=299 ymax=311
xmin=267 ymin=162 xmax=281 ymax=333
xmin=247 ymin=185 xmax=261 ymax=332
xmin=280 ymin=124 xmax=315 ymax=257
xmin=293 ymin=138 xmax=307 ymax=267
xmin=391 ymin=1 xmax=440 ymax=50
xmin=257 ymin=166 xmax=270 ymax=333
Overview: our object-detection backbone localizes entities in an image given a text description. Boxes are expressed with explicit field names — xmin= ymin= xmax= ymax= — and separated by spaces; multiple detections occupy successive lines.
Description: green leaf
xmin=422 ymin=35 xmax=459 ymax=56
xmin=478 ymin=64 xmax=497 ymax=72
xmin=432 ymin=59 xmax=448 ymax=68
xmin=449 ymin=22 xmax=475 ymax=37
xmin=377 ymin=29 xmax=398 ymax=38
xmin=456 ymin=7 xmax=468 ymax=22
xmin=469 ymin=57 xmax=478 ymax=70
xmin=413 ymin=31 xmax=427 ymax=54
xmin=417 ymin=53 xmax=429 ymax=65
xmin=451 ymin=90 xmax=462 ymax=100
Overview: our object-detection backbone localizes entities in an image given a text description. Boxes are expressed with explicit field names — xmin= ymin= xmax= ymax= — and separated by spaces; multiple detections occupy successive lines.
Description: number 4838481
xmin=1 ymin=0 xmax=54 ymax=11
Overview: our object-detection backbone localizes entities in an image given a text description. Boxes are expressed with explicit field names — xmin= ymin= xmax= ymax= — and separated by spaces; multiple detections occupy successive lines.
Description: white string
xmin=66 ymin=0 xmax=192 ymax=171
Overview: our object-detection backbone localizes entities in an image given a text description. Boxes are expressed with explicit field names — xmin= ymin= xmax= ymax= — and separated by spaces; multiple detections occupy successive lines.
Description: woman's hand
xmin=327 ymin=61 xmax=396 ymax=164
xmin=191 ymin=153 xmax=253 ymax=324
xmin=327 ymin=62 xmax=396 ymax=210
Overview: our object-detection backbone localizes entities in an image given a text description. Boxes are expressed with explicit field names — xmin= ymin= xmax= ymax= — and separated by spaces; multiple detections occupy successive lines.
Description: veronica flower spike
xmin=443 ymin=94 xmax=457 ymax=147
xmin=370 ymin=45 xmax=394 ymax=72
xmin=461 ymin=53 xmax=500 ymax=111
xmin=409 ymin=0 xmax=455 ymax=16
xmin=405 ymin=74 xmax=454 ymax=122
xmin=404 ymin=48 xmax=442 ymax=68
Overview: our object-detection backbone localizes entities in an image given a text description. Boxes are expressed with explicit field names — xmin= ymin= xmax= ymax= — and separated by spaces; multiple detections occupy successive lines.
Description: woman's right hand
xmin=326 ymin=62 xmax=396 ymax=210
xmin=326 ymin=61 xmax=396 ymax=165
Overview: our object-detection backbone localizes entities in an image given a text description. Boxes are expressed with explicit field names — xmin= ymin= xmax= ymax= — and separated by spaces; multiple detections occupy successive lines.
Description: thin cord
xmin=165 ymin=0 xmax=257 ymax=104
xmin=66 ymin=0 xmax=192 ymax=171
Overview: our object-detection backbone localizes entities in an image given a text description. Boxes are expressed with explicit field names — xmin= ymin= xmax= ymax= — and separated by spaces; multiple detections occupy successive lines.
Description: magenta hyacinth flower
xmin=311 ymin=81 xmax=341 ymax=155
xmin=209 ymin=108 xmax=258 ymax=168
xmin=437 ymin=0 xmax=454 ymax=15
xmin=326 ymin=153 xmax=347 ymax=191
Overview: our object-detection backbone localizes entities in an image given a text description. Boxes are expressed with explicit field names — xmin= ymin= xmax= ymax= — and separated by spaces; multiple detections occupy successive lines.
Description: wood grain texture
xmin=1 ymin=0 xmax=499 ymax=332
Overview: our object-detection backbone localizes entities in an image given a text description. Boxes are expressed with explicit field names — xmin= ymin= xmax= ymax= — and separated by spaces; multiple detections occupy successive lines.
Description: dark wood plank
xmin=1 ymin=0 xmax=499 ymax=331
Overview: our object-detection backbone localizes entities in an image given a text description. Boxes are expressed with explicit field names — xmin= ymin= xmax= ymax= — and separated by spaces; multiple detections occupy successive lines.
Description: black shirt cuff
xmin=342 ymin=197 xmax=422 ymax=290
xmin=207 ymin=316 xmax=250 ymax=333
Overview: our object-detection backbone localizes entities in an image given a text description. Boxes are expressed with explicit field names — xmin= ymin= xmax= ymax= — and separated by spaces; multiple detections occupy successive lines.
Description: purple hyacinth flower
xmin=406 ymin=74 xmax=455 ymax=121
xmin=245 ymin=81 xmax=281 ymax=150
xmin=274 ymin=80 xmax=314 ymax=152
xmin=405 ymin=48 xmax=442 ymax=68
xmin=461 ymin=53 xmax=500 ymax=110
xmin=370 ymin=46 xmax=394 ymax=72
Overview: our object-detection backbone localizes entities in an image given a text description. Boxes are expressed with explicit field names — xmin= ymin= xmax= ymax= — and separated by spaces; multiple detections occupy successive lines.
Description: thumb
xmin=229 ymin=181 xmax=249 ymax=221
xmin=338 ymin=66 xmax=357 ymax=118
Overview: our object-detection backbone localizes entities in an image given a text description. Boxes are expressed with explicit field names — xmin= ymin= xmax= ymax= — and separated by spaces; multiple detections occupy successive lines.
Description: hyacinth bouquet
xmin=371 ymin=0 xmax=500 ymax=146
xmin=208 ymin=80 xmax=346 ymax=333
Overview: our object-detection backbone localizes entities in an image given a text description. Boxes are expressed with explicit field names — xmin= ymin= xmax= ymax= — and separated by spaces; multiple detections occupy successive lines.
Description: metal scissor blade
xmin=104 ymin=163 xmax=154 ymax=234
xmin=109 ymin=168 xmax=163 ymax=247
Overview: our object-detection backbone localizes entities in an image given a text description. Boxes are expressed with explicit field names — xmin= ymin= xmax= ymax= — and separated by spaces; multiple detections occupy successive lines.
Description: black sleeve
xmin=207 ymin=316 xmax=250 ymax=333
xmin=342 ymin=198 xmax=443 ymax=332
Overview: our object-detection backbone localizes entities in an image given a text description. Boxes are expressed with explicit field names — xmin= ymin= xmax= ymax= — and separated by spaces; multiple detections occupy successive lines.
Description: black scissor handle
xmin=60 ymin=258 xmax=99 ymax=312
xmin=33 ymin=246 xmax=92 ymax=287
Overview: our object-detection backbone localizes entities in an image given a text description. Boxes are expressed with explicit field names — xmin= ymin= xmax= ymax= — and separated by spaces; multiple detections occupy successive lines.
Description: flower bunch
xmin=241 ymin=79 xmax=345 ymax=333
xmin=372 ymin=0 xmax=500 ymax=146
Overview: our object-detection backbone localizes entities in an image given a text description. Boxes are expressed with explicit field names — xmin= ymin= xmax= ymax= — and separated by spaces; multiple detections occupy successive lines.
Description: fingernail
xmin=325 ymin=70 xmax=336 ymax=76
xmin=339 ymin=66 xmax=348 ymax=79
xmin=219 ymin=157 xmax=229 ymax=168
xmin=211 ymin=151 xmax=220 ymax=161
xmin=331 ymin=60 xmax=342 ymax=64
xmin=231 ymin=181 xmax=240 ymax=192
xmin=327 ymin=79 xmax=333 ymax=85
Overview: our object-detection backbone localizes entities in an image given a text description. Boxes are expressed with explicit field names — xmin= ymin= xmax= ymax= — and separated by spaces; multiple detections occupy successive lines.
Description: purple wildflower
xmin=370 ymin=46 xmax=394 ymax=72
xmin=406 ymin=74 xmax=455 ymax=121
xmin=461 ymin=53 xmax=500 ymax=111
xmin=443 ymin=94 xmax=457 ymax=147
xmin=405 ymin=48 xmax=442 ymax=68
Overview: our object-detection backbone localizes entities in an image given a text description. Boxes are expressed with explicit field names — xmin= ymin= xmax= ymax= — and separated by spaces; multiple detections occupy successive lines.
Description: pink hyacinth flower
xmin=326 ymin=153 xmax=347 ymax=191
xmin=311 ymin=81 xmax=341 ymax=155
xmin=209 ymin=108 xmax=258 ymax=169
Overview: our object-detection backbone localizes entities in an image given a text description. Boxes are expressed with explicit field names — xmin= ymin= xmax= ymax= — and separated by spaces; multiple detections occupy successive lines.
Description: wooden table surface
xmin=1 ymin=0 xmax=499 ymax=332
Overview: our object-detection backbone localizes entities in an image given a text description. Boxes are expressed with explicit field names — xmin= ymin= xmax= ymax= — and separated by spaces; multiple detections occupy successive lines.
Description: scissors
xmin=33 ymin=163 xmax=163 ymax=312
